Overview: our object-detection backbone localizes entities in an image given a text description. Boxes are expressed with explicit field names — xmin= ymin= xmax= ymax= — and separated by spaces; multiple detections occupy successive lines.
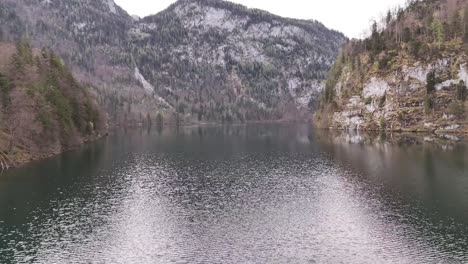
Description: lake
xmin=0 ymin=124 xmax=467 ymax=263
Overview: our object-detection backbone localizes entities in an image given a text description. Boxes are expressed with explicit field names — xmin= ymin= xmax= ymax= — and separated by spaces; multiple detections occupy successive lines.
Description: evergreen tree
xmin=0 ymin=72 xmax=11 ymax=107
xmin=457 ymin=80 xmax=467 ymax=101
xmin=464 ymin=7 xmax=468 ymax=42
xmin=386 ymin=10 xmax=393 ymax=26
xmin=450 ymin=11 xmax=462 ymax=39
xmin=431 ymin=18 xmax=445 ymax=43
xmin=426 ymin=71 xmax=436 ymax=93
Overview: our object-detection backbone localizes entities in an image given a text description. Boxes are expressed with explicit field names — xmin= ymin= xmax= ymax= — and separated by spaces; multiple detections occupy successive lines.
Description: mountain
xmin=316 ymin=0 xmax=468 ymax=134
xmin=0 ymin=0 xmax=143 ymax=125
xmin=0 ymin=40 xmax=105 ymax=168
xmin=0 ymin=0 xmax=346 ymax=124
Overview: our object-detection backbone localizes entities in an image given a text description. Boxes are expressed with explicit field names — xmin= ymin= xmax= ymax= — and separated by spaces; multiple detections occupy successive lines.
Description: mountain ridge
xmin=0 ymin=0 xmax=346 ymax=123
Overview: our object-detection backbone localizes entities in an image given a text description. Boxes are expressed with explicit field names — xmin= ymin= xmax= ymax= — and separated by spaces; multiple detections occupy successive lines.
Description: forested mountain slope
xmin=0 ymin=41 xmax=105 ymax=168
xmin=0 ymin=0 xmax=346 ymax=123
xmin=316 ymin=0 xmax=468 ymax=134
xmin=131 ymin=0 xmax=346 ymax=121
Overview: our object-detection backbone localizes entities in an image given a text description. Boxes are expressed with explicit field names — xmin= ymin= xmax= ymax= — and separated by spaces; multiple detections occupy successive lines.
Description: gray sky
xmin=114 ymin=0 xmax=407 ymax=38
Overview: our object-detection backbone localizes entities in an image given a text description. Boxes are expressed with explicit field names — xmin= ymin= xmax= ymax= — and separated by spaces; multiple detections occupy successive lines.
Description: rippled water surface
xmin=1 ymin=124 xmax=468 ymax=263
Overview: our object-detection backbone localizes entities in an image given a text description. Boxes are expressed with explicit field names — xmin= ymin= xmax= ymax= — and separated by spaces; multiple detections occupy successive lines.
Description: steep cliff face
xmin=316 ymin=0 xmax=468 ymax=134
xmin=0 ymin=41 xmax=105 ymax=168
xmin=0 ymin=0 xmax=345 ymax=124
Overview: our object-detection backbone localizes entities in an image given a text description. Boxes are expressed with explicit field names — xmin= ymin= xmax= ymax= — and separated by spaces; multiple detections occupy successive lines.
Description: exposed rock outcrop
xmin=316 ymin=0 xmax=468 ymax=134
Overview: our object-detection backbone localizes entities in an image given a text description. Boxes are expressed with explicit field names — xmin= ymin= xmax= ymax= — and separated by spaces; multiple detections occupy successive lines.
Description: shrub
xmin=0 ymin=72 xmax=11 ymax=106
xmin=426 ymin=70 xmax=436 ymax=93
xmin=38 ymin=110 xmax=53 ymax=130
xmin=379 ymin=116 xmax=386 ymax=130
xmin=424 ymin=95 xmax=434 ymax=114
xmin=323 ymin=53 xmax=344 ymax=103
xmin=456 ymin=80 xmax=467 ymax=101
xmin=379 ymin=92 xmax=387 ymax=108
xmin=156 ymin=112 xmax=164 ymax=127
xmin=45 ymin=86 xmax=73 ymax=128
xmin=448 ymin=101 xmax=465 ymax=117
xmin=409 ymin=40 xmax=422 ymax=57
xmin=364 ymin=97 xmax=372 ymax=105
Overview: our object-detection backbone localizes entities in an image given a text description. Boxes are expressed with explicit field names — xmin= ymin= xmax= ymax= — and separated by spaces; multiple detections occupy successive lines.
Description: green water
xmin=0 ymin=124 xmax=467 ymax=263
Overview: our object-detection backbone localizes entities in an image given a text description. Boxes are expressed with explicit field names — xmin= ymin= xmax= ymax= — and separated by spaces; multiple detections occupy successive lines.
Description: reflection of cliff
xmin=316 ymin=129 xmax=467 ymax=150
xmin=314 ymin=129 xmax=468 ymax=223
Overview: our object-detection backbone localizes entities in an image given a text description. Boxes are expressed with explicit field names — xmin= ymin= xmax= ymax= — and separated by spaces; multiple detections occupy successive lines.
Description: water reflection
xmin=0 ymin=124 xmax=467 ymax=263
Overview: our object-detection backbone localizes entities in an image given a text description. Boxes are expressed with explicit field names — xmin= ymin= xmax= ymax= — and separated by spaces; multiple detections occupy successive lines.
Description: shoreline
xmin=7 ymin=121 xmax=468 ymax=172
xmin=314 ymin=125 xmax=468 ymax=135
xmin=1 ymin=132 xmax=109 ymax=172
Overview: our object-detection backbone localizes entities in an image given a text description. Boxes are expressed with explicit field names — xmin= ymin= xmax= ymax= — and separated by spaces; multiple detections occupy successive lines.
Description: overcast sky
xmin=114 ymin=0 xmax=407 ymax=38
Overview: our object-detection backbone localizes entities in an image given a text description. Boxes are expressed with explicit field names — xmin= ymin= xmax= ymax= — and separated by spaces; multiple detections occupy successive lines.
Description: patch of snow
xmin=177 ymin=4 xmax=242 ymax=32
xmin=73 ymin=22 xmax=87 ymax=30
xmin=288 ymin=78 xmax=300 ymax=97
xmin=458 ymin=64 xmax=468 ymax=86
xmin=154 ymin=95 xmax=174 ymax=111
xmin=248 ymin=97 xmax=267 ymax=110
xmin=203 ymin=8 xmax=235 ymax=31
xmin=140 ymin=23 xmax=159 ymax=31
xmin=106 ymin=0 xmax=117 ymax=14
xmin=270 ymin=26 xmax=283 ymax=37
xmin=365 ymin=103 xmax=377 ymax=113
xmin=134 ymin=67 xmax=154 ymax=94
xmin=163 ymin=86 xmax=173 ymax=93
xmin=246 ymin=22 xmax=272 ymax=38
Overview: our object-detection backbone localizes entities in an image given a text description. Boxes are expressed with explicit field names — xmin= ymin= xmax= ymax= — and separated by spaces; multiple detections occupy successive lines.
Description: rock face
xmin=0 ymin=0 xmax=346 ymax=123
xmin=316 ymin=0 xmax=468 ymax=134
xmin=328 ymin=58 xmax=468 ymax=132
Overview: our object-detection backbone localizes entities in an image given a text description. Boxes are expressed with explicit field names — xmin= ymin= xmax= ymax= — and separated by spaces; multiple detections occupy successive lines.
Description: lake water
xmin=0 ymin=124 xmax=467 ymax=263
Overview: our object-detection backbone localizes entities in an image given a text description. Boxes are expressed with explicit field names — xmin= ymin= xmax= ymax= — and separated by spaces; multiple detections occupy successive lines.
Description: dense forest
xmin=0 ymin=39 xmax=105 ymax=168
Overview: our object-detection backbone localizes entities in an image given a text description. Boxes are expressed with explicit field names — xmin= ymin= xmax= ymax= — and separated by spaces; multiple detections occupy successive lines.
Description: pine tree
xmin=450 ymin=11 xmax=462 ymax=39
xmin=0 ymin=72 xmax=12 ymax=107
xmin=426 ymin=71 xmax=436 ymax=93
xmin=457 ymin=80 xmax=466 ymax=101
xmin=386 ymin=10 xmax=393 ymax=26
xmin=431 ymin=18 xmax=445 ymax=43
xmin=464 ymin=7 xmax=468 ymax=42
xmin=431 ymin=18 xmax=445 ymax=46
